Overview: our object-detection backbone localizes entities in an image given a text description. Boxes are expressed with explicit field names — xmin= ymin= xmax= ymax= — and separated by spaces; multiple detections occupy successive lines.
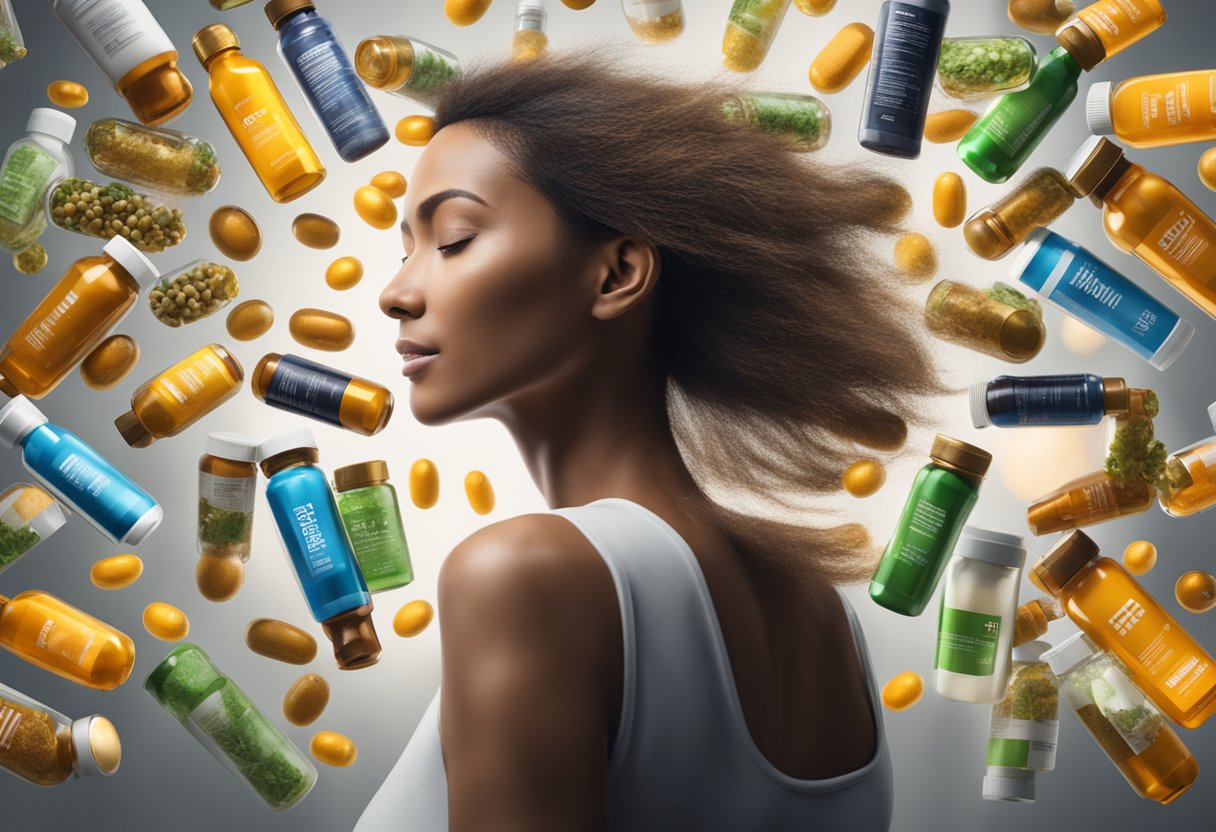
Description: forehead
xmin=406 ymin=122 xmax=514 ymax=210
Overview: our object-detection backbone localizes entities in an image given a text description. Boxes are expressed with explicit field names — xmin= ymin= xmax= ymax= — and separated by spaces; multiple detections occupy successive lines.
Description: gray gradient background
xmin=2 ymin=0 xmax=1215 ymax=829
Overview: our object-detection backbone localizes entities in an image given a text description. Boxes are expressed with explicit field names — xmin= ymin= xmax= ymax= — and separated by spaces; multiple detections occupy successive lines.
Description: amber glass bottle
xmin=0 ymin=590 xmax=136 ymax=690
xmin=114 ymin=344 xmax=244 ymax=448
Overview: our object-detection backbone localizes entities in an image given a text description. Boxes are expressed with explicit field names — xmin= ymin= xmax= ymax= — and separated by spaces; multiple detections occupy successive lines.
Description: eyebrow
xmin=400 ymin=189 xmax=489 ymax=235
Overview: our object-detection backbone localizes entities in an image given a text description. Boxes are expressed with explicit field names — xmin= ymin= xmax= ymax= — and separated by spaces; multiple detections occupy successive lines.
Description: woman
xmin=356 ymin=55 xmax=940 ymax=832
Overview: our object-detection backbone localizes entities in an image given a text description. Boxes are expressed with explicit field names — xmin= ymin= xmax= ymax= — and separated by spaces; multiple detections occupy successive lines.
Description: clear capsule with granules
xmin=149 ymin=260 xmax=239 ymax=328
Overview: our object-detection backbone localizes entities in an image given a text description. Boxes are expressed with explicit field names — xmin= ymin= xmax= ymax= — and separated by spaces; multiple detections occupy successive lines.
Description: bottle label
xmin=986 ymin=718 xmax=1059 ymax=769
xmin=1141 ymin=205 xmax=1216 ymax=289
xmin=34 ymin=616 xmax=96 ymax=667
xmin=149 ymin=348 xmax=236 ymax=423
xmin=199 ymin=471 xmax=255 ymax=514
xmin=21 ymin=291 xmax=80 ymax=355
xmin=339 ymin=490 xmax=409 ymax=580
xmin=0 ymin=144 xmax=58 ymax=225
xmin=289 ymin=38 xmax=375 ymax=137
xmin=264 ymin=355 xmax=351 ymax=426
xmin=0 ymin=703 xmax=22 ymax=750
xmin=1078 ymin=0 xmax=1160 ymax=57
xmin=290 ymin=501 xmax=335 ymax=578
xmin=55 ymin=0 xmax=176 ymax=83
xmin=935 ymin=606 xmax=1001 ymax=676
xmin=892 ymin=495 xmax=948 ymax=569
xmin=979 ymin=86 xmax=1053 ymax=159
xmin=1009 ymin=374 xmax=1095 ymax=425
xmin=863 ymin=2 xmax=947 ymax=140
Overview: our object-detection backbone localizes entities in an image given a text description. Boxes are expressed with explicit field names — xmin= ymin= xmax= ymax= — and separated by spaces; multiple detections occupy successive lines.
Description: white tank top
xmin=355 ymin=498 xmax=893 ymax=831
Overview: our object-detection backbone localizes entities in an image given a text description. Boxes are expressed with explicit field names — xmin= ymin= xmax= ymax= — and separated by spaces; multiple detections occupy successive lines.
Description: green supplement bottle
xmin=957 ymin=47 xmax=1081 ymax=184
xmin=869 ymin=434 xmax=992 ymax=616
xmin=334 ymin=460 xmax=414 ymax=593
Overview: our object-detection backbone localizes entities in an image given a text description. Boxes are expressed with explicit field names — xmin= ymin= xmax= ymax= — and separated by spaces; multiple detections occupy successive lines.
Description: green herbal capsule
xmin=722 ymin=92 xmax=832 ymax=152
xmin=936 ymin=36 xmax=1037 ymax=101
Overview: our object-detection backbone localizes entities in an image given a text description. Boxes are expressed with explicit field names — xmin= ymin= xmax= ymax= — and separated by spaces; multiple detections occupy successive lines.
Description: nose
xmin=379 ymin=260 xmax=424 ymax=320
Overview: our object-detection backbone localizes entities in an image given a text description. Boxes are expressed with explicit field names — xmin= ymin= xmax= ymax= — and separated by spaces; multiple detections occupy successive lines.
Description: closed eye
xmin=439 ymin=237 xmax=474 ymax=256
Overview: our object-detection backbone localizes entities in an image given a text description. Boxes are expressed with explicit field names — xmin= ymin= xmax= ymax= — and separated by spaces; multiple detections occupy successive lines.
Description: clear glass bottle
xmin=145 ymin=644 xmax=317 ymax=811
xmin=935 ymin=36 xmax=1036 ymax=101
xmin=0 ymin=0 xmax=26 ymax=69
xmin=114 ymin=344 xmax=244 ymax=448
xmin=0 ymin=483 xmax=65 ymax=576
xmin=1055 ymin=0 xmax=1166 ymax=72
xmin=512 ymin=0 xmax=549 ymax=62
xmin=47 ymin=177 xmax=186 ymax=252
xmin=0 ymin=109 xmax=75 ymax=254
xmin=198 ymin=432 xmax=258 ymax=562
xmin=84 ymin=118 xmax=221 ymax=196
xmin=722 ymin=92 xmax=832 ymax=152
xmin=1159 ymin=401 xmax=1216 ymax=517
xmin=970 ymin=374 xmax=1128 ymax=428
xmin=923 ymin=280 xmax=1045 ymax=363
xmin=149 ymin=260 xmax=240 ymax=328
xmin=1045 ymin=632 xmax=1197 ymax=804
xmin=982 ymin=640 xmax=1058 ymax=803
xmin=722 ymin=0 xmax=792 ymax=73
xmin=935 ymin=526 xmax=1026 ymax=704
xmin=0 ymin=681 xmax=121 ymax=786
xmin=963 ymin=168 xmax=1076 ymax=260
xmin=622 ymin=0 xmax=684 ymax=43
xmin=334 ymin=460 xmax=414 ymax=593
xmin=353 ymin=35 xmax=460 ymax=109
xmin=251 ymin=353 xmax=394 ymax=437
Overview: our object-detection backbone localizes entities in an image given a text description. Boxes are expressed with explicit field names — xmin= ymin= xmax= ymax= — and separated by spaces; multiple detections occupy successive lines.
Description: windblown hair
xmin=434 ymin=55 xmax=944 ymax=585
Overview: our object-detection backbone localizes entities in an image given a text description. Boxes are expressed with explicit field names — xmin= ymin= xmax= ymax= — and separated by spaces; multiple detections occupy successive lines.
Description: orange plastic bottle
xmin=1055 ymin=0 xmax=1166 ymax=71
xmin=0 ymin=590 xmax=136 ymax=690
xmin=1087 ymin=69 xmax=1216 ymax=149
xmin=114 ymin=344 xmax=244 ymax=448
xmin=1030 ymin=531 xmax=1216 ymax=729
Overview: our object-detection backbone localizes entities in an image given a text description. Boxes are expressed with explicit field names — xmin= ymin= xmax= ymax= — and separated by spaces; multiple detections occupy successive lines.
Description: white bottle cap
xmin=1149 ymin=316 xmax=1193 ymax=371
xmin=27 ymin=108 xmax=77 ymax=145
xmin=70 ymin=715 xmax=122 ymax=778
xmin=982 ymin=766 xmax=1036 ymax=802
xmin=1007 ymin=227 xmax=1049 ymax=285
xmin=516 ymin=0 xmax=546 ymax=28
xmin=102 ymin=237 xmax=159 ymax=289
xmin=954 ymin=525 xmax=1026 ymax=569
xmin=205 ymin=432 xmax=260 ymax=463
xmin=1085 ymin=82 xmax=1114 ymax=136
xmin=256 ymin=428 xmax=318 ymax=464
xmin=1207 ymin=400 xmax=1216 ymax=432
xmin=0 ymin=395 xmax=48 ymax=449
xmin=1012 ymin=639 xmax=1052 ymax=664
xmin=968 ymin=381 xmax=992 ymax=428
xmin=1063 ymin=135 xmax=1107 ymax=184
xmin=121 ymin=503 xmax=163 ymax=546
xmin=1042 ymin=630 xmax=1096 ymax=678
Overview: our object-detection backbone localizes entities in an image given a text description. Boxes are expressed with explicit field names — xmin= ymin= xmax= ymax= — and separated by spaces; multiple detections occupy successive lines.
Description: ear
xmin=589 ymin=236 xmax=660 ymax=322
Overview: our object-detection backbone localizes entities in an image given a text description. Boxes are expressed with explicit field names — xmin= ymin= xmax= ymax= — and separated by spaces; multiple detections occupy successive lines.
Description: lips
xmin=396 ymin=339 xmax=438 ymax=378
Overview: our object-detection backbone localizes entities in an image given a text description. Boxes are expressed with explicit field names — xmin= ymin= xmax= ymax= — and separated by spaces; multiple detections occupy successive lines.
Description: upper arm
xmin=437 ymin=515 xmax=621 ymax=832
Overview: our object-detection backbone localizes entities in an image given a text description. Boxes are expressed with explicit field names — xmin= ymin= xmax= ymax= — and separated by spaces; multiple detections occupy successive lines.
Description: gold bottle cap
xmin=1056 ymin=21 xmax=1105 ymax=72
xmin=265 ymin=0 xmax=315 ymax=29
xmin=322 ymin=605 xmax=382 ymax=670
xmin=929 ymin=434 xmax=992 ymax=478
xmin=1030 ymin=530 xmax=1100 ymax=595
xmin=963 ymin=210 xmax=1014 ymax=260
xmin=1102 ymin=378 xmax=1130 ymax=416
xmin=114 ymin=410 xmax=153 ymax=449
xmin=1064 ymin=136 xmax=1130 ymax=205
xmin=334 ymin=460 xmax=390 ymax=492
xmin=999 ymin=309 xmax=1046 ymax=362
xmin=193 ymin=24 xmax=240 ymax=66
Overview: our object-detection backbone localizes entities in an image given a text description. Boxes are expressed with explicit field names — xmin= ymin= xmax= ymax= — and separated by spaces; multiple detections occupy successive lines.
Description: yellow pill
xmin=325 ymin=256 xmax=364 ymax=291
xmin=310 ymin=731 xmax=357 ymax=767
xmin=795 ymin=0 xmax=837 ymax=13
xmin=80 ymin=334 xmax=140 ymax=391
xmin=143 ymin=602 xmax=189 ymax=642
xmin=47 ymin=80 xmax=89 ymax=108
xmin=894 ymin=233 xmax=937 ymax=280
xmin=226 ymin=299 xmax=274 ymax=342
xmin=1199 ymin=147 xmax=1216 ymax=193
xmin=395 ymin=115 xmax=436 ymax=147
xmin=353 ymin=185 xmax=398 ymax=230
xmin=283 ymin=674 xmax=330 ymax=726
xmin=195 ymin=555 xmax=245 ymax=602
xmin=881 ymin=671 xmax=924 ymax=712
xmin=464 ymin=470 xmax=495 ymax=515
xmin=209 ymin=206 xmax=262 ymax=261
xmin=1007 ymin=0 xmax=1075 ymax=35
xmin=369 ymin=171 xmax=407 ymax=199
xmin=808 ymin=23 xmax=874 ymax=95
xmin=90 ymin=554 xmax=144 ymax=589
xmin=246 ymin=618 xmax=318 ymax=664
xmin=409 ymin=458 xmax=440 ymax=509
xmin=560 ymin=0 xmax=595 ymax=7
xmin=291 ymin=213 xmax=340 ymax=249
xmin=841 ymin=460 xmax=885 ymax=498
xmin=289 ymin=308 xmax=355 ymax=351
xmin=1176 ymin=571 xmax=1216 ymax=613
xmin=13 ymin=243 xmax=48 ymax=275
xmin=932 ymin=172 xmax=966 ymax=229
xmin=924 ymin=110 xmax=979 ymax=144
xmin=1122 ymin=540 xmax=1157 ymax=576
xmin=393 ymin=600 xmax=435 ymax=638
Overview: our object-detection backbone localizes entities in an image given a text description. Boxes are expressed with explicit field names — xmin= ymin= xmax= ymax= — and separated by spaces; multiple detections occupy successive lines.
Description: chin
xmin=408 ymin=383 xmax=489 ymax=427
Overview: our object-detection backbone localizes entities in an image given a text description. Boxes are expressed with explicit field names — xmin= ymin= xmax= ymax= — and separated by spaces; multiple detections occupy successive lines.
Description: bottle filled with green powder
xmin=334 ymin=460 xmax=414 ymax=593
xmin=198 ymin=432 xmax=258 ymax=562
xmin=145 ymin=643 xmax=317 ymax=812
xmin=0 ymin=108 xmax=75 ymax=254
xmin=0 ymin=482 xmax=65 ymax=576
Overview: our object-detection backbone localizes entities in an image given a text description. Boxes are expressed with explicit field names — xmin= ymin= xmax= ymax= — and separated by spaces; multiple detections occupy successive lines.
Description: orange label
xmin=1078 ymin=0 xmax=1164 ymax=57
xmin=1137 ymin=201 xmax=1216 ymax=304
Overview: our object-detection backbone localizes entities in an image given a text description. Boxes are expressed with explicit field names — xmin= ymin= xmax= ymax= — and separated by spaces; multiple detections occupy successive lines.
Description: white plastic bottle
xmin=0 ymin=109 xmax=75 ymax=254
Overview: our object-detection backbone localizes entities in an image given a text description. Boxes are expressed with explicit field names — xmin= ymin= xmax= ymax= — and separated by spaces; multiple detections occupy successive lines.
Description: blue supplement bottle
xmin=258 ymin=428 xmax=381 ymax=669
xmin=264 ymin=0 xmax=389 ymax=163
xmin=1010 ymin=228 xmax=1193 ymax=371
xmin=970 ymin=374 xmax=1130 ymax=428
xmin=0 ymin=396 xmax=161 ymax=545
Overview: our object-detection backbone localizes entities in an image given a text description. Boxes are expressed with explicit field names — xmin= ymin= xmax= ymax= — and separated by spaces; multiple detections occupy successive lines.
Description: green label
xmin=936 ymin=606 xmax=1001 ymax=676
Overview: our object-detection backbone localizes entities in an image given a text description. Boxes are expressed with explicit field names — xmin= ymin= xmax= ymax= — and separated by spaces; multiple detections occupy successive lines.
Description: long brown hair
xmin=434 ymin=55 xmax=944 ymax=585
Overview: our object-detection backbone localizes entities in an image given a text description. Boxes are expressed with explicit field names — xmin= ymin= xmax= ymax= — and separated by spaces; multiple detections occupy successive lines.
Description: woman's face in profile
xmin=380 ymin=122 xmax=598 ymax=426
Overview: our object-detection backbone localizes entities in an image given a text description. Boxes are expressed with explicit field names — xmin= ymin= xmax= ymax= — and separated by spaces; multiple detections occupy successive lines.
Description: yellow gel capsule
xmin=924 ymin=109 xmax=979 ymax=144
xmin=291 ymin=213 xmax=340 ymax=249
xmin=90 ymin=554 xmax=144 ymax=589
xmin=808 ymin=23 xmax=873 ymax=95
xmin=226 ymin=299 xmax=274 ymax=342
xmin=894 ymin=233 xmax=937 ymax=280
xmin=13 ymin=243 xmax=48 ymax=275
xmin=464 ymin=470 xmax=495 ymax=515
xmin=353 ymin=185 xmax=397 ymax=230
xmin=394 ymin=600 xmax=435 ymax=638
xmin=283 ymin=674 xmax=330 ymax=726
xmin=80 ymin=334 xmax=140 ymax=391
xmin=209 ymin=206 xmax=262 ymax=261
xmin=395 ymin=115 xmax=436 ymax=147
xmin=841 ymin=459 xmax=885 ymax=498
xmin=1123 ymin=540 xmax=1157 ymax=576
xmin=561 ymin=0 xmax=595 ymax=7
xmin=1007 ymin=0 xmax=1075 ymax=35
xmin=289 ymin=308 xmax=355 ymax=351
xmin=795 ymin=0 xmax=837 ymax=13
xmin=195 ymin=555 xmax=245 ymax=602
xmin=881 ymin=671 xmax=924 ymax=712
xmin=932 ymin=172 xmax=966 ymax=229
xmin=246 ymin=618 xmax=317 ymax=664
xmin=310 ymin=731 xmax=357 ymax=767
xmin=47 ymin=80 xmax=89 ymax=108
xmin=143 ymin=602 xmax=189 ymax=642
xmin=369 ymin=171 xmax=407 ymax=199
xmin=1176 ymin=572 xmax=1216 ymax=613
xmin=409 ymin=458 xmax=440 ymax=509
xmin=326 ymin=256 xmax=364 ymax=291
xmin=1199 ymin=147 xmax=1216 ymax=193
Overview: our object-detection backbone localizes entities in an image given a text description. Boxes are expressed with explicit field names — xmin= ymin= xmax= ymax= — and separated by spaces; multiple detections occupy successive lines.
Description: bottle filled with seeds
xmin=622 ymin=0 xmax=684 ymax=43
xmin=353 ymin=35 xmax=460 ymax=108
xmin=84 ymin=119 xmax=221 ymax=197
xmin=0 ymin=681 xmax=121 ymax=787
xmin=964 ymin=168 xmax=1076 ymax=260
xmin=0 ymin=109 xmax=75 ymax=254
xmin=935 ymin=36 xmax=1036 ymax=101
xmin=722 ymin=92 xmax=832 ymax=152
xmin=149 ymin=260 xmax=239 ymax=327
xmin=48 ymin=177 xmax=185 ymax=252
xmin=0 ymin=483 xmax=65 ymax=576
xmin=924 ymin=280 xmax=1045 ymax=363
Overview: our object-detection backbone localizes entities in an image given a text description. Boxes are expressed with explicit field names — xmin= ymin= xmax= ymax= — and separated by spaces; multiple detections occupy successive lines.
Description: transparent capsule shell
xmin=723 ymin=0 xmax=792 ymax=73
xmin=354 ymin=35 xmax=460 ymax=108
xmin=47 ymin=176 xmax=186 ymax=253
xmin=84 ymin=119 xmax=221 ymax=197
xmin=622 ymin=0 xmax=685 ymax=43
xmin=0 ymin=482 xmax=66 ymax=576
xmin=149 ymin=260 xmax=239 ymax=328
xmin=936 ymin=36 xmax=1037 ymax=101
xmin=0 ymin=0 xmax=27 ymax=70
xmin=723 ymin=93 xmax=832 ymax=152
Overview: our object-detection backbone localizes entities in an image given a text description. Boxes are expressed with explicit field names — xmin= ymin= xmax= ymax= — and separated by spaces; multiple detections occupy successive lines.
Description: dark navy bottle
xmin=265 ymin=0 xmax=389 ymax=163
xmin=970 ymin=374 xmax=1130 ymax=428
